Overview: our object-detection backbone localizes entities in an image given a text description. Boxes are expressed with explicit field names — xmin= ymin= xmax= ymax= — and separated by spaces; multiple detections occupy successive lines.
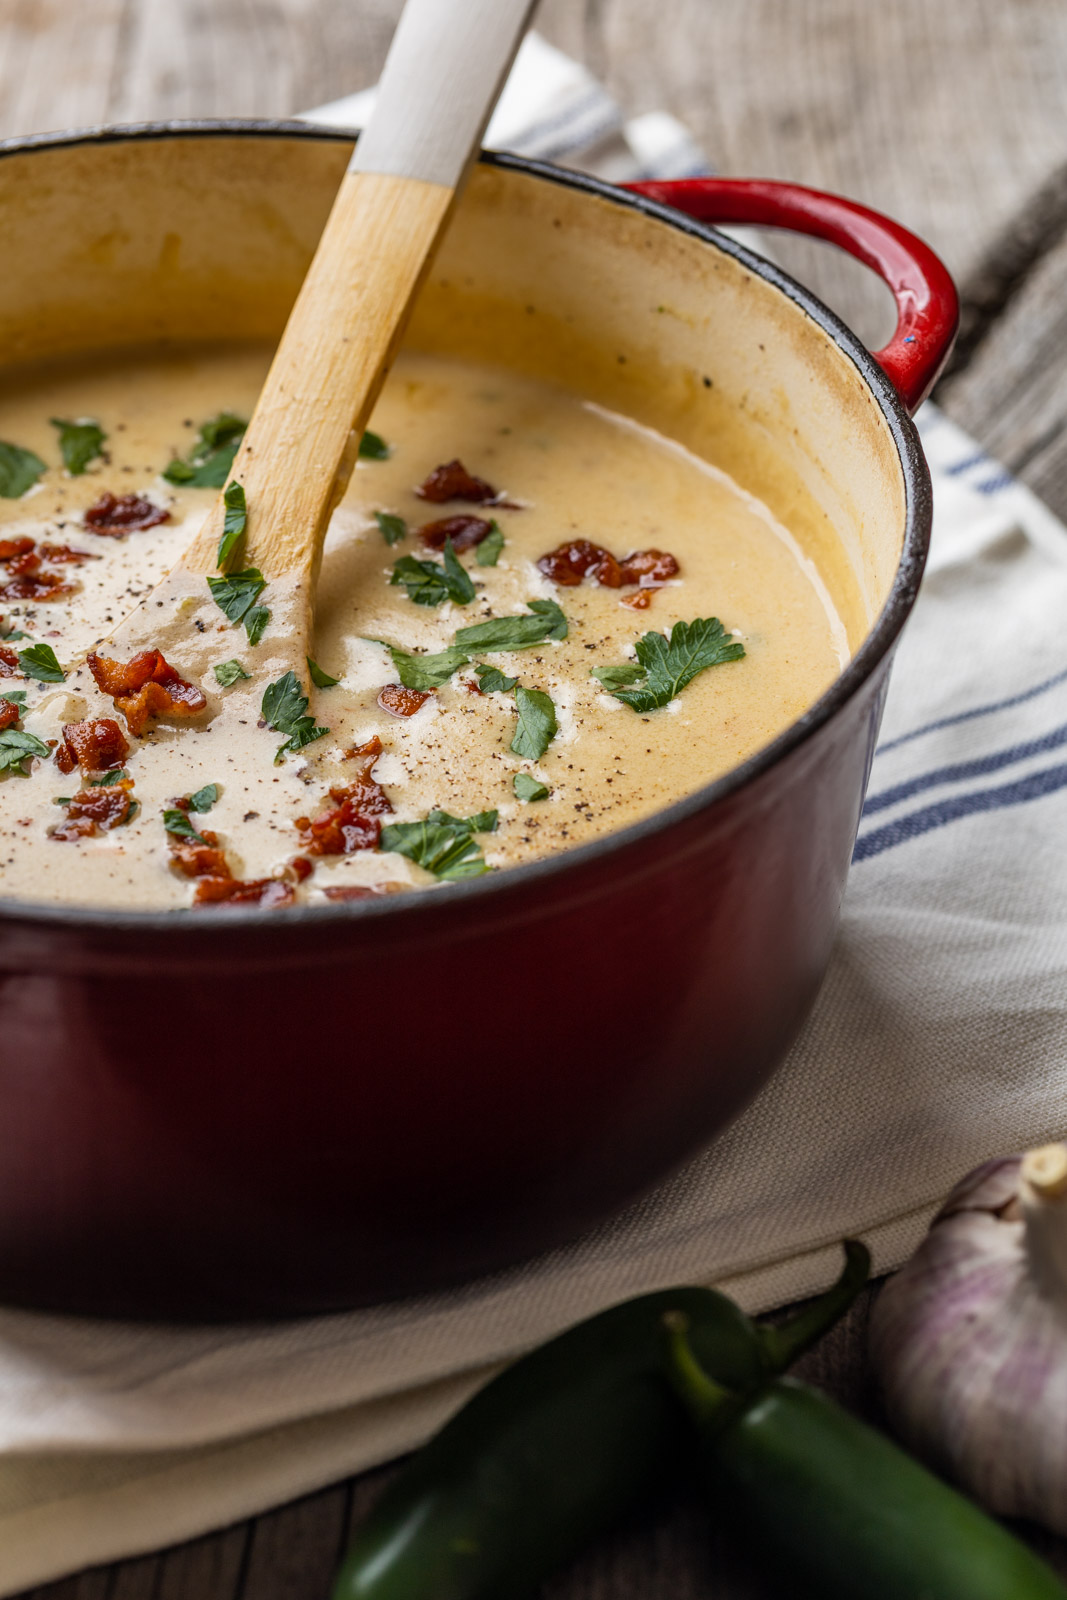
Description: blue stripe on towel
xmin=877 ymin=663 xmax=1067 ymax=755
xmin=854 ymin=759 xmax=1067 ymax=861
xmin=864 ymin=720 xmax=1067 ymax=816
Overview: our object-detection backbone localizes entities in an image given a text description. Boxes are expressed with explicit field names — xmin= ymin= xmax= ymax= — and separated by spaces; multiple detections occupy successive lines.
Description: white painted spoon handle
xmin=353 ymin=0 xmax=537 ymax=187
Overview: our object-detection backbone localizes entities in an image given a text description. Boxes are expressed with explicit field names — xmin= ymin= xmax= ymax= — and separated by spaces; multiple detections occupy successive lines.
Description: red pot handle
xmin=625 ymin=178 xmax=958 ymax=415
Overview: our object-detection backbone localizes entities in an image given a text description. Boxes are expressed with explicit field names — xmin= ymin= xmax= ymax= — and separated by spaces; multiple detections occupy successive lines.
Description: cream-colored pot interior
xmin=0 ymin=130 xmax=906 ymax=654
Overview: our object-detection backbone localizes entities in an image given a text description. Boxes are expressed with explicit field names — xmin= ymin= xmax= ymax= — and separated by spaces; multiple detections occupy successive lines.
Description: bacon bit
xmin=0 ymin=571 xmax=73 ymax=602
xmin=87 ymin=648 xmax=207 ymax=736
xmin=0 ymin=646 xmax=19 ymax=677
xmin=322 ymin=883 xmax=402 ymax=902
xmin=618 ymin=548 xmax=680 ymax=586
xmin=417 ymin=514 xmax=493 ymax=553
xmin=289 ymin=855 xmax=314 ymax=883
xmin=537 ymin=541 xmax=680 ymax=603
xmin=0 ymin=538 xmax=35 ymax=562
xmin=378 ymin=682 xmax=430 ymax=718
xmin=55 ymin=718 xmax=130 ymax=776
xmin=0 ymin=699 xmax=20 ymax=731
xmin=51 ymin=780 xmax=134 ymax=842
xmin=84 ymin=492 xmax=170 ymax=537
xmin=168 ymin=829 xmax=232 ymax=880
xmin=415 ymin=459 xmax=502 ymax=505
xmin=5 ymin=550 xmax=39 ymax=575
xmin=536 ymin=539 xmax=622 ymax=588
xmin=38 ymin=542 xmax=96 ymax=564
xmin=193 ymin=876 xmax=296 ymax=908
xmin=298 ymin=736 xmax=392 ymax=857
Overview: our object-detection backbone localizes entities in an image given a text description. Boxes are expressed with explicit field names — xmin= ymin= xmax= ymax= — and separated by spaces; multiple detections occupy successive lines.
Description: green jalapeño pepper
xmin=667 ymin=1304 xmax=1067 ymax=1600
xmin=331 ymin=1254 xmax=865 ymax=1600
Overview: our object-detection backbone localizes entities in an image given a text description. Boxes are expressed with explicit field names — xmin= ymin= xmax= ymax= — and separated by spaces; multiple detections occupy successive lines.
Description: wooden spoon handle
xmin=181 ymin=0 xmax=536 ymax=587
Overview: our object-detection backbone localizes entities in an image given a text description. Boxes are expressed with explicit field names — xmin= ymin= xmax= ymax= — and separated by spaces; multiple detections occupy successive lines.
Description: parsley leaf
xmin=591 ymin=662 xmax=645 ymax=693
xmin=380 ymin=807 xmax=498 ymax=881
xmin=90 ymin=768 xmax=129 ymax=788
xmin=359 ymin=430 xmax=390 ymax=461
xmin=475 ymin=522 xmax=504 ymax=566
xmin=261 ymin=670 xmax=328 ymax=761
xmin=246 ymin=604 xmax=270 ymax=646
xmin=510 ymin=686 xmax=557 ymax=760
xmin=0 ymin=689 xmax=27 ymax=710
xmin=188 ymin=782 xmax=219 ymax=812
xmin=455 ymin=599 xmax=567 ymax=653
xmin=307 ymin=657 xmax=340 ymax=689
xmin=217 ymin=480 xmax=247 ymax=569
xmin=473 ymin=664 xmax=517 ymax=693
xmin=51 ymin=417 xmax=106 ymax=475
xmin=376 ymin=642 xmax=469 ymax=691
xmin=0 ymin=441 xmax=46 ymax=499
xmin=595 ymin=618 xmax=746 ymax=712
xmin=17 ymin=642 xmax=65 ymax=682
xmin=164 ymin=413 xmax=247 ymax=488
xmin=207 ymin=567 xmax=269 ymax=644
xmin=374 ymin=510 xmax=407 ymax=546
xmin=391 ymin=537 xmax=475 ymax=607
xmin=214 ymin=658 xmax=250 ymax=687
xmin=513 ymin=772 xmax=549 ymax=802
xmin=0 ymin=728 xmax=49 ymax=773
xmin=162 ymin=807 xmax=209 ymax=846
xmin=0 ymin=627 xmax=28 ymax=641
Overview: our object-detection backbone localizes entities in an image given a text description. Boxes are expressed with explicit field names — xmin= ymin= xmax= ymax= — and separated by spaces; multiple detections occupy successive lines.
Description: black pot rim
xmin=0 ymin=119 xmax=932 ymax=936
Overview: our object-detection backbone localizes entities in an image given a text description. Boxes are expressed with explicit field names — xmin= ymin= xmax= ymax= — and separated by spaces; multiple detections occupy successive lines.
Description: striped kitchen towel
xmin=0 ymin=33 xmax=1063 ymax=1599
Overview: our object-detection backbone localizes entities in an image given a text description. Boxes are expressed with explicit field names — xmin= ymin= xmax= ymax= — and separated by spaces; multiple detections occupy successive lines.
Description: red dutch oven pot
xmin=0 ymin=127 xmax=957 ymax=1317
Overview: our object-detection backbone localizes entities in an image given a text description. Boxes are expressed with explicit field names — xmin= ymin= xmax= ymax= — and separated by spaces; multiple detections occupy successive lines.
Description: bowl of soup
xmin=0 ymin=123 xmax=955 ymax=1316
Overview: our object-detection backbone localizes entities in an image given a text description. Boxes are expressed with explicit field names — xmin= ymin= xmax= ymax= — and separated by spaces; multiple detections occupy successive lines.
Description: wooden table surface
xmin=4 ymin=1 xmax=1067 ymax=1594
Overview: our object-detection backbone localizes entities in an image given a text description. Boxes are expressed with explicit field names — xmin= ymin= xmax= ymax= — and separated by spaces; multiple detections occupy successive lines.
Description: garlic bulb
xmin=871 ymin=1144 xmax=1067 ymax=1534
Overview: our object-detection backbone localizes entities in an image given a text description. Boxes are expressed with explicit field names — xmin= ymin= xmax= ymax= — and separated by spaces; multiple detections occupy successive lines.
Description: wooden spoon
xmin=95 ymin=0 xmax=536 ymax=688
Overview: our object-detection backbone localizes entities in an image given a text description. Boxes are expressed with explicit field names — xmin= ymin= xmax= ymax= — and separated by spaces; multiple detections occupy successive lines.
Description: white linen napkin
xmin=1 ymin=34 xmax=1065 ymax=1597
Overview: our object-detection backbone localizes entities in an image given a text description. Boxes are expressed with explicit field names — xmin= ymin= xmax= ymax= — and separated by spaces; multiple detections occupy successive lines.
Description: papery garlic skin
xmin=871 ymin=1154 xmax=1067 ymax=1536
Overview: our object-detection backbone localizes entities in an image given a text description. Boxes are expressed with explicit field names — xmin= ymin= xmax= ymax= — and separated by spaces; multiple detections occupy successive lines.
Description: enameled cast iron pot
xmin=0 ymin=124 xmax=957 ymax=1318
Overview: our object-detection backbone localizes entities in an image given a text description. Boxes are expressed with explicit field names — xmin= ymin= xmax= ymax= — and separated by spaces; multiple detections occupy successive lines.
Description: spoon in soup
xmin=79 ymin=0 xmax=537 ymax=723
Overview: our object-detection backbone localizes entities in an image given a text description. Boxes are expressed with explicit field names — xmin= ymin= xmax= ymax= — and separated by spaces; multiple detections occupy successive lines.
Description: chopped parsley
xmin=0 ymin=690 xmax=28 ymax=711
xmin=510 ymin=686 xmax=557 ymax=760
xmin=261 ymin=670 xmax=328 ymax=761
xmin=359 ymin=430 xmax=390 ymax=461
xmin=17 ymin=642 xmax=65 ymax=682
xmin=216 ymin=480 xmax=247 ymax=569
xmin=51 ymin=417 xmax=106 ymax=475
xmin=207 ymin=567 xmax=269 ymax=645
xmin=90 ymin=768 xmax=129 ymax=788
xmin=513 ymin=772 xmax=549 ymax=802
xmin=0 ymin=441 xmax=46 ymax=499
xmin=0 ymin=728 xmax=49 ymax=773
xmin=307 ymin=657 xmax=340 ymax=689
xmin=380 ymin=807 xmax=498 ymax=881
xmin=376 ymin=642 xmax=470 ymax=691
xmin=475 ymin=522 xmax=505 ymax=566
xmin=391 ymin=536 xmax=475 ymax=607
xmin=0 ymin=626 xmax=29 ymax=641
xmin=214 ymin=658 xmax=250 ymax=687
xmin=188 ymin=782 xmax=219 ymax=813
xmin=374 ymin=510 xmax=407 ymax=546
xmin=455 ymin=599 xmax=567 ymax=653
xmin=164 ymin=413 xmax=247 ymax=488
xmin=473 ymin=664 xmax=517 ymax=693
xmin=593 ymin=618 xmax=746 ymax=711
xmin=162 ymin=807 xmax=209 ymax=846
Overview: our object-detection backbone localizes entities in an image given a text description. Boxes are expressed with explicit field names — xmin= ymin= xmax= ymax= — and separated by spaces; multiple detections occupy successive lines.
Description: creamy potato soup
xmin=0 ymin=343 xmax=847 ymax=909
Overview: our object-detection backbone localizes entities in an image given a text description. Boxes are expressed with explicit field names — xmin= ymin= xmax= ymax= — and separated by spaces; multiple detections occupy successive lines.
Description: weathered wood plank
xmin=939 ymin=207 xmax=1067 ymax=522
